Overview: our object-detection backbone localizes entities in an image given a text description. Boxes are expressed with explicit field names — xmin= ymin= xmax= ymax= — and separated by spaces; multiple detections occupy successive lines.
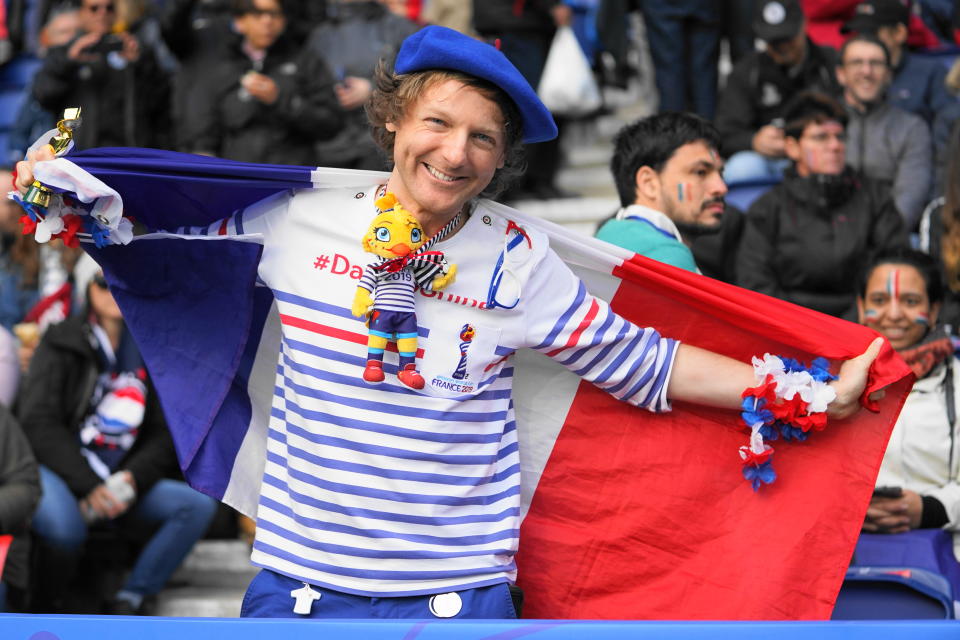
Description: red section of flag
xmin=518 ymin=253 xmax=911 ymax=620
xmin=279 ymin=313 xmax=425 ymax=359
xmin=0 ymin=535 xmax=12 ymax=577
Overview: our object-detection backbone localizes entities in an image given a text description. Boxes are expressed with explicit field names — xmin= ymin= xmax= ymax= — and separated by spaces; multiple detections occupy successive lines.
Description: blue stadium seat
xmin=833 ymin=567 xmax=955 ymax=619
xmin=0 ymin=55 xmax=42 ymax=91
xmin=0 ymin=89 xmax=28 ymax=129
xmin=724 ymin=178 xmax=780 ymax=213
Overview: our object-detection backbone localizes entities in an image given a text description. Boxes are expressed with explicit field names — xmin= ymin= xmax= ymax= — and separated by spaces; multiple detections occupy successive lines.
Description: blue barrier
xmin=0 ymin=616 xmax=958 ymax=640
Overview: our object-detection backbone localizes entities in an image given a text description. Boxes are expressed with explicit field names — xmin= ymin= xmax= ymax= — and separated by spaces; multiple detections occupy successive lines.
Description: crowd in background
xmin=1 ymin=0 xmax=960 ymax=618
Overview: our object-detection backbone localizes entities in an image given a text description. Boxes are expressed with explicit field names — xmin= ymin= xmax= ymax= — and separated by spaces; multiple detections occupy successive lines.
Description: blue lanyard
xmin=486 ymin=231 xmax=526 ymax=310
xmin=623 ymin=215 xmax=677 ymax=241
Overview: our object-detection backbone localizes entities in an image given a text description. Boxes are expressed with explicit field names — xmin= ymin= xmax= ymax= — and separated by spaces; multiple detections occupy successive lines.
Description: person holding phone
xmin=857 ymin=249 xmax=960 ymax=537
xmin=30 ymin=0 xmax=171 ymax=150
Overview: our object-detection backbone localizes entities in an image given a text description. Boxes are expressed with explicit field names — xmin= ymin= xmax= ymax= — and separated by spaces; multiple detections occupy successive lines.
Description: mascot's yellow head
xmin=362 ymin=193 xmax=426 ymax=258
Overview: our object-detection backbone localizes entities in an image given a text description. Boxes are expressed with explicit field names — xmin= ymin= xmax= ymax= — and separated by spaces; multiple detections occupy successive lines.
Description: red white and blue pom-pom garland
xmin=740 ymin=354 xmax=837 ymax=491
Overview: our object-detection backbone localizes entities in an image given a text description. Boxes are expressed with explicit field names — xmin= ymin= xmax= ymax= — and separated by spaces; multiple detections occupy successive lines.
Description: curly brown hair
xmin=365 ymin=60 xmax=526 ymax=199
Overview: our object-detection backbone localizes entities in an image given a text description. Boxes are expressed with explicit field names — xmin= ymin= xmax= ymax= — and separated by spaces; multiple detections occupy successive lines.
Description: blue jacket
xmin=889 ymin=51 xmax=955 ymax=126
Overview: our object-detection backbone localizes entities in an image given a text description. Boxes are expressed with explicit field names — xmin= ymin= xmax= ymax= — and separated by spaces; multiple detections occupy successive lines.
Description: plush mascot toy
xmin=351 ymin=193 xmax=457 ymax=389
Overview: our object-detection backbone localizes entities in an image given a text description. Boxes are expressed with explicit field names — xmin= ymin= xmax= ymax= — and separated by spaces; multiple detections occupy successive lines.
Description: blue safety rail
xmin=0 ymin=616 xmax=958 ymax=640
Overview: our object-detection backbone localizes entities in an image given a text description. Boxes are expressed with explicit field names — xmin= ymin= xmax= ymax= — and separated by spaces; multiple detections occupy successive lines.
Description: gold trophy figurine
xmin=23 ymin=107 xmax=82 ymax=210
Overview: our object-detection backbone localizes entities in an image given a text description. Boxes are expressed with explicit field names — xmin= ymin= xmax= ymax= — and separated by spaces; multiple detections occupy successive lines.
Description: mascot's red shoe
xmin=363 ymin=360 xmax=385 ymax=383
xmin=397 ymin=364 xmax=425 ymax=389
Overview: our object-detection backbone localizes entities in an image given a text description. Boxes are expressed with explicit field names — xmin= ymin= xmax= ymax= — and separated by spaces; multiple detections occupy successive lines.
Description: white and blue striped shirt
xmin=176 ymin=186 xmax=679 ymax=596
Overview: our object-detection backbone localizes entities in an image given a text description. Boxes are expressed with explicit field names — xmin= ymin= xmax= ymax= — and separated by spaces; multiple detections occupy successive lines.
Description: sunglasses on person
xmin=84 ymin=2 xmax=115 ymax=13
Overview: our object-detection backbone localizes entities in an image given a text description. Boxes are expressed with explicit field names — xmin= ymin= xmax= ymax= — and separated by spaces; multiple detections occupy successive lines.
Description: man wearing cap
xmin=716 ymin=0 xmax=841 ymax=183
xmin=596 ymin=112 xmax=727 ymax=272
xmin=15 ymin=25 xmax=879 ymax=620
xmin=842 ymin=0 xmax=953 ymax=126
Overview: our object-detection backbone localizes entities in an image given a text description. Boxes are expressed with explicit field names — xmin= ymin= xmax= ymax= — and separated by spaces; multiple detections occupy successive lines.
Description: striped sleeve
xmin=171 ymin=190 xmax=290 ymax=239
xmin=523 ymin=250 xmax=678 ymax=412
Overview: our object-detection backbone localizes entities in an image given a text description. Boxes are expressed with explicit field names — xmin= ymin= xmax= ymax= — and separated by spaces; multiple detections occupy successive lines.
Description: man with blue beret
xmin=15 ymin=25 xmax=880 ymax=621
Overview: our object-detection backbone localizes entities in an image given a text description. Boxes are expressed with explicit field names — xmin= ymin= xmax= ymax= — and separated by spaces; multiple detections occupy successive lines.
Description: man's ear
xmin=385 ymin=122 xmax=397 ymax=133
xmin=634 ymin=166 xmax=661 ymax=205
xmin=784 ymin=136 xmax=801 ymax=163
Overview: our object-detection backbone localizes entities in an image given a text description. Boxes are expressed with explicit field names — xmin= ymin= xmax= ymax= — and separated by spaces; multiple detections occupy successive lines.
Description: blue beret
xmin=394 ymin=26 xmax=558 ymax=144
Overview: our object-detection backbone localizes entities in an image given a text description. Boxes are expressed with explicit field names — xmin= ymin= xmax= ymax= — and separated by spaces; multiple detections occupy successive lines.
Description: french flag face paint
xmin=915 ymin=312 xmax=930 ymax=326
xmin=887 ymin=268 xmax=900 ymax=316
xmin=677 ymin=183 xmax=685 ymax=202
xmin=863 ymin=309 xmax=879 ymax=321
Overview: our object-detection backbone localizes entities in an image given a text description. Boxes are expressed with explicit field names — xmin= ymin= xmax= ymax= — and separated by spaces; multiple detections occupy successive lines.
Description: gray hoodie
xmin=845 ymin=101 xmax=932 ymax=229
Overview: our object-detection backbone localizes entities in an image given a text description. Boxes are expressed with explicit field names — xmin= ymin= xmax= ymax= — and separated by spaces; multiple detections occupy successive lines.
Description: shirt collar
xmin=616 ymin=204 xmax=685 ymax=243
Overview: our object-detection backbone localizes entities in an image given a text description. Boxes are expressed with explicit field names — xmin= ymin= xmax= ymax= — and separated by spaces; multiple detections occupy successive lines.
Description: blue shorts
xmin=240 ymin=569 xmax=517 ymax=619
xmin=369 ymin=309 xmax=418 ymax=338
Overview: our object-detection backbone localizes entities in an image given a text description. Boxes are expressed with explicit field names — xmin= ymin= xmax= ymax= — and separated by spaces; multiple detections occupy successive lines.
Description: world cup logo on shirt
xmin=451 ymin=324 xmax=475 ymax=380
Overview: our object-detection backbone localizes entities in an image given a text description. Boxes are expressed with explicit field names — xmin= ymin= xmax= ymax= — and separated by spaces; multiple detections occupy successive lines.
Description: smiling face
xmin=837 ymin=40 xmax=890 ymax=109
xmin=858 ymin=263 xmax=938 ymax=351
xmin=385 ymin=78 xmax=506 ymax=233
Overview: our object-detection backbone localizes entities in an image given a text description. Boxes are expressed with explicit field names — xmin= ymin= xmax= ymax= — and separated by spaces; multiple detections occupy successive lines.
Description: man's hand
xmin=751 ymin=125 xmax=786 ymax=157
xmin=335 ymin=77 xmax=372 ymax=111
xmin=828 ymin=337 xmax=885 ymax=420
xmin=242 ymin=71 xmax=279 ymax=105
xmin=14 ymin=144 xmax=56 ymax=195
xmin=118 ymin=32 xmax=140 ymax=63
xmin=82 ymin=482 xmax=130 ymax=520
xmin=863 ymin=489 xmax=922 ymax=533
xmin=67 ymin=32 xmax=104 ymax=62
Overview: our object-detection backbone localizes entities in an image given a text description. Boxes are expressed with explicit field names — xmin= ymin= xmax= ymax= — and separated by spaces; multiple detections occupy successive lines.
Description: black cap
xmin=753 ymin=0 xmax=804 ymax=42
xmin=842 ymin=0 xmax=911 ymax=34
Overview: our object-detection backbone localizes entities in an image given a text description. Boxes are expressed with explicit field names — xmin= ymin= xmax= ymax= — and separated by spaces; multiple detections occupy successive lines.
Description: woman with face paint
xmin=856 ymin=248 xmax=960 ymax=544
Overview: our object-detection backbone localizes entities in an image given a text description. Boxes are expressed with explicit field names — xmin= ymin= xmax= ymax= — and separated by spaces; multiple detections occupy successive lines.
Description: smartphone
xmin=873 ymin=485 xmax=903 ymax=498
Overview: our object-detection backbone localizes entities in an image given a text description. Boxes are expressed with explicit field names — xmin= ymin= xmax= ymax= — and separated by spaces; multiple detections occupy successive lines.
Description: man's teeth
xmin=426 ymin=165 xmax=458 ymax=182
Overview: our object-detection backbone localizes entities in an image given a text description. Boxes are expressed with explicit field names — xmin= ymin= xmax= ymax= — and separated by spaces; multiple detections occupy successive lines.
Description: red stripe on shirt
xmin=279 ymin=314 xmax=424 ymax=358
xmin=545 ymin=299 xmax=600 ymax=358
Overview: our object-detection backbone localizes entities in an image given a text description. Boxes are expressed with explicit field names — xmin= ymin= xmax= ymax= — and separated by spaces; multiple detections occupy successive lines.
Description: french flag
xmin=60 ymin=148 xmax=911 ymax=620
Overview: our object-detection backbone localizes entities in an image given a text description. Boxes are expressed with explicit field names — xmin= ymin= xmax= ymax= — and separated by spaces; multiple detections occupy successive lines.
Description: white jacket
xmin=876 ymin=358 xmax=960 ymax=557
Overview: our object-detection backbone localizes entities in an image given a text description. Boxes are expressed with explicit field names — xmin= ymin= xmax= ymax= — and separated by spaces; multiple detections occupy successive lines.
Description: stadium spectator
xmin=19 ymin=257 xmax=216 ymax=614
xmin=0 ymin=405 xmax=40 ymax=612
xmin=637 ymin=1 xmax=722 ymax=119
xmin=716 ymin=0 xmax=841 ymax=182
xmin=473 ymin=0 xmax=574 ymax=200
xmin=841 ymin=0 xmax=954 ymax=127
xmin=736 ymin=91 xmax=907 ymax=318
xmin=597 ymin=111 xmax=726 ymax=272
xmin=30 ymin=0 xmax=172 ymax=150
xmin=304 ymin=0 xmax=419 ymax=170
xmin=185 ymin=0 xmax=343 ymax=165
xmin=6 ymin=4 xmax=81 ymax=168
xmin=837 ymin=33 xmax=932 ymax=228
xmin=856 ymin=249 xmax=960 ymax=540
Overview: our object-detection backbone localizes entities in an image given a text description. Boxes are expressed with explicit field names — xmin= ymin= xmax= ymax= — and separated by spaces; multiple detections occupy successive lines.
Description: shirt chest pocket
xmin=415 ymin=318 xmax=503 ymax=400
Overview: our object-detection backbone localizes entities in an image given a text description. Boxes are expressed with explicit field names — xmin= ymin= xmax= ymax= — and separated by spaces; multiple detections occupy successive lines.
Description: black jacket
xmin=715 ymin=39 xmax=840 ymax=156
xmin=736 ymin=168 xmax=908 ymax=318
xmin=304 ymin=1 xmax=417 ymax=169
xmin=186 ymin=32 xmax=343 ymax=166
xmin=473 ymin=0 xmax=560 ymax=34
xmin=17 ymin=315 xmax=177 ymax=498
xmin=0 ymin=405 xmax=39 ymax=591
xmin=32 ymin=31 xmax=171 ymax=150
